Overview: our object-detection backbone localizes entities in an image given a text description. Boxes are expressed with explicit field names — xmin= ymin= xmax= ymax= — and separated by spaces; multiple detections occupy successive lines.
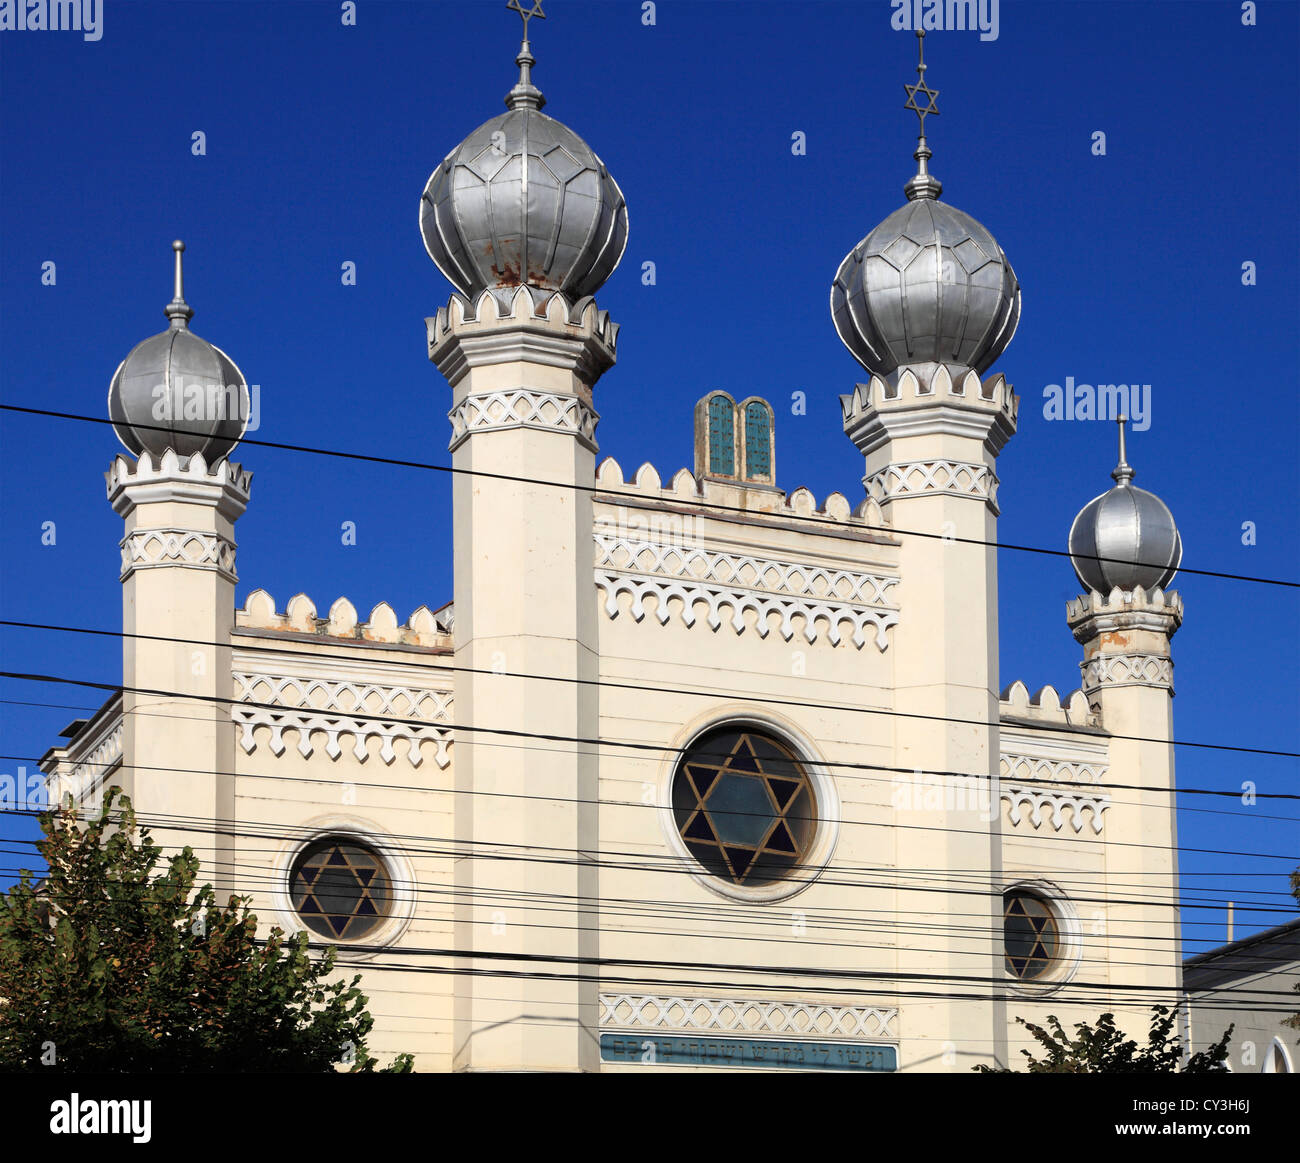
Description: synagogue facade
xmin=40 ymin=20 xmax=1188 ymax=1072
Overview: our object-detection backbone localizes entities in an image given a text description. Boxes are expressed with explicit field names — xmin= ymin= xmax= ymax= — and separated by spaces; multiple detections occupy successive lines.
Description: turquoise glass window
xmin=708 ymin=395 xmax=735 ymax=475
xmin=744 ymin=401 xmax=772 ymax=478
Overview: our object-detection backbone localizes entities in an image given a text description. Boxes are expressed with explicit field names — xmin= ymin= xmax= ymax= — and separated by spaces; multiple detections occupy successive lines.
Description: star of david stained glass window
xmin=1003 ymin=890 xmax=1059 ymax=980
xmin=672 ymin=728 xmax=817 ymax=887
xmin=290 ymin=839 xmax=392 ymax=941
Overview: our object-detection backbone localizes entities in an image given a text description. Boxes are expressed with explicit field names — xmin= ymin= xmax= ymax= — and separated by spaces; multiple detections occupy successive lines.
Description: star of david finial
xmin=902 ymin=29 xmax=943 ymax=201
xmin=903 ymin=29 xmax=940 ymax=132
xmin=507 ymin=0 xmax=546 ymax=40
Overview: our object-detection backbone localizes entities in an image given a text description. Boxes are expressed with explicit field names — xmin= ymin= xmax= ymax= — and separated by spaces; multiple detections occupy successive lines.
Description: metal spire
xmin=505 ymin=0 xmax=546 ymax=111
xmin=903 ymin=30 xmax=943 ymax=201
xmin=1112 ymin=414 xmax=1135 ymax=485
xmin=164 ymin=240 xmax=194 ymax=330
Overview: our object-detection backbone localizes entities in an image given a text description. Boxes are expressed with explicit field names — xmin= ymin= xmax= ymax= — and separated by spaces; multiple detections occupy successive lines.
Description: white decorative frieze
xmin=231 ymin=673 xmax=453 ymax=769
xmin=120 ymin=528 xmax=237 ymax=582
xmin=1000 ymin=753 xmax=1107 ymax=786
xmin=448 ymin=389 xmax=598 ymax=452
xmin=1002 ymin=785 xmax=1110 ymax=835
xmin=594 ymin=535 xmax=899 ymax=650
xmin=1080 ymin=653 xmax=1174 ymax=693
xmin=599 ymin=994 xmax=898 ymax=1041
xmin=595 ymin=536 xmax=898 ymax=606
xmin=864 ymin=459 xmax=999 ymax=513
xmin=50 ymin=720 xmax=124 ymax=807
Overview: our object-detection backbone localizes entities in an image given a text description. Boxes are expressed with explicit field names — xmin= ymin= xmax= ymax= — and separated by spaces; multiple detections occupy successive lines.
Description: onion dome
xmin=108 ymin=241 xmax=249 ymax=461
xmin=1069 ymin=418 xmax=1182 ymax=594
xmin=830 ymin=31 xmax=1020 ymax=377
xmin=419 ymin=7 xmax=627 ymax=305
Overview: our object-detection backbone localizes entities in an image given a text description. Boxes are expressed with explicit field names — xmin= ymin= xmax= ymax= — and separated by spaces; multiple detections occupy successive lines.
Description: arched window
xmin=1263 ymin=1038 xmax=1292 ymax=1073
xmin=743 ymin=399 xmax=773 ymax=480
xmin=707 ymin=394 xmax=735 ymax=476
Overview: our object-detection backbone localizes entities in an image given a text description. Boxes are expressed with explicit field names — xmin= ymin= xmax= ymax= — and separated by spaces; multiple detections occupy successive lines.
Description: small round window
xmin=671 ymin=727 xmax=816 ymax=887
xmin=290 ymin=838 xmax=392 ymax=941
xmin=1003 ymin=890 xmax=1060 ymax=981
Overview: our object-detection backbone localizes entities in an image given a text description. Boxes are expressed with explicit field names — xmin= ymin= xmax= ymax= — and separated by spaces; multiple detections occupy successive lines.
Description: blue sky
xmin=1 ymin=0 xmax=1296 ymax=953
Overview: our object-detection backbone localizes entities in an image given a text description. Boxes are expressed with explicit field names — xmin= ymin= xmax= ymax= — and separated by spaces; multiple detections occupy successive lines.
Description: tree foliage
xmin=975 ymin=1005 xmax=1231 ymax=1073
xmin=0 ymin=788 xmax=412 ymax=1073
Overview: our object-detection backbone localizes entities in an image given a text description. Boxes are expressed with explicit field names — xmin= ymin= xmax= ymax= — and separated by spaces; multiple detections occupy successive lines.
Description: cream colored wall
xmin=225 ymin=611 xmax=458 ymax=1073
xmin=591 ymin=478 xmax=905 ymax=1071
xmin=44 ymin=288 xmax=1190 ymax=1074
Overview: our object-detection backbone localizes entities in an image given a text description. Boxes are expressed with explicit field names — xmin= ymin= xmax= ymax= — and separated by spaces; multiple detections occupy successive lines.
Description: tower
xmin=831 ymin=31 xmax=1020 ymax=1069
xmin=105 ymin=241 xmax=252 ymax=899
xmin=420 ymin=3 xmax=627 ymax=1071
xmin=1067 ymin=417 xmax=1184 ymax=1004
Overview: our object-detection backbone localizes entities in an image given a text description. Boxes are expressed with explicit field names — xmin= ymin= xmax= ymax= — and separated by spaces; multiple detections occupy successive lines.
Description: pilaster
xmin=105 ymin=449 xmax=251 ymax=899
xmin=844 ymin=361 xmax=1018 ymax=1071
xmin=427 ymin=287 xmax=617 ymax=1072
xmin=1067 ymin=586 xmax=1184 ymax=1004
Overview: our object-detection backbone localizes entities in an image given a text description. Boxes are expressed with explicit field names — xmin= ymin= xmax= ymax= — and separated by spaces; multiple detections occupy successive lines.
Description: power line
xmin=11 ymin=870 xmax=1284 ymax=984
xmin=11 ymin=690 xmax=1300 ymax=860
xmin=5 ymin=617 xmax=1297 ymax=760
xmin=2 ymin=402 xmax=1295 ymax=589
xmin=10 ymin=720 xmax=1300 ymax=841
xmin=10 ymin=856 xmax=1295 ymax=1007
xmin=8 ymin=802 xmax=1298 ymax=916
xmin=14 ymin=710 xmax=1300 ymax=860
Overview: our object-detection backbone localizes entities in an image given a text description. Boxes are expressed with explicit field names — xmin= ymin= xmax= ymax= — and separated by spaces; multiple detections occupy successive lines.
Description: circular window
xmin=671 ymin=727 xmax=817 ymax=887
xmin=290 ymin=838 xmax=392 ymax=941
xmin=1003 ymin=890 xmax=1060 ymax=980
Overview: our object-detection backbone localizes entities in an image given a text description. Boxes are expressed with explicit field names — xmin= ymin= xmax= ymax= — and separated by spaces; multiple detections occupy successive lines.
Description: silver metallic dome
xmin=831 ymin=197 xmax=1020 ymax=377
xmin=108 ymin=242 xmax=249 ymax=461
xmin=419 ymin=41 xmax=627 ymax=303
xmin=1068 ymin=422 xmax=1181 ymax=594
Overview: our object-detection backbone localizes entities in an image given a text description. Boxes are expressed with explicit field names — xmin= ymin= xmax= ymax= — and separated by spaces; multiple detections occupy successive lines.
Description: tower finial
xmin=505 ymin=0 xmax=547 ymax=111
xmin=165 ymin=239 xmax=194 ymax=329
xmin=903 ymin=29 xmax=943 ymax=201
xmin=1112 ymin=414 xmax=1135 ymax=485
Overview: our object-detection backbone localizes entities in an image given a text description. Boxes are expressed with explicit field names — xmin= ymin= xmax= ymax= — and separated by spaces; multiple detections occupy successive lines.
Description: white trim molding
xmin=599 ymin=994 xmax=898 ymax=1041
xmin=448 ymin=389 xmax=599 ymax=452
xmin=120 ymin=528 xmax=237 ymax=583
xmin=864 ymin=459 xmax=1000 ymax=514
xmin=47 ymin=718 xmax=124 ymax=810
xmin=1002 ymin=784 xmax=1110 ymax=835
xmin=1080 ymin=652 xmax=1174 ymax=694
xmin=231 ymin=673 xmax=453 ymax=769
xmin=594 ymin=534 xmax=900 ymax=651
xmin=1000 ymin=750 xmax=1108 ymax=787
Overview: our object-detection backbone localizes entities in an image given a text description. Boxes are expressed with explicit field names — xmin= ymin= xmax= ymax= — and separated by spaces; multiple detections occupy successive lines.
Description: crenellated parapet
xmin=999 ymin=680 xmax=1097 ymax=730
xmin=1066 ymin=585 xmax=1183 ymax=640
xmin=594 ymin=457 xmax=888 ymax=529
xmin=426 ymin=286 xmax=619 ymax=394
xmin=841 ymin=366 xmax=1018 ymax=459
xmin=842 ymin=368 xmax=1017 ymax=516
xmin=107 ymin=451 xmax=252 ymax=587
xmin=106 ymin=448 xmax=252 ymax=519
xmin=1066 ymin=585 xmax=1182 ymax=701
xmin=235 ymin=589 xmax=453 ymax=650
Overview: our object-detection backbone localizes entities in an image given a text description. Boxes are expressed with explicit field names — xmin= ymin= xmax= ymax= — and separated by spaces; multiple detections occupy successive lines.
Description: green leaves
xmin=974 ymin=1005 xmax=1232 ymax=1073
xmin=0 ymin=787 xmax=411 ymax=1072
